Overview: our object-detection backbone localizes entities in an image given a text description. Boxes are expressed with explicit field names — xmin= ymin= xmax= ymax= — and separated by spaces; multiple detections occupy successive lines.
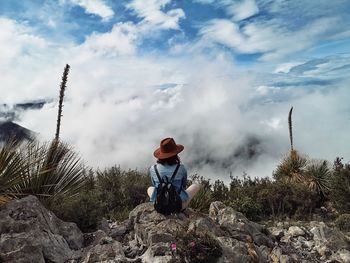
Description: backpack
xmin=153 ymin=164 xmax=182 ymax=215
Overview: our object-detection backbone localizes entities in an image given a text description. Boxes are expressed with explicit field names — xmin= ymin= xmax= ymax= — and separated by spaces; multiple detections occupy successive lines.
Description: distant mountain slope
xmin=0 ymin=121 xmax=34 ymax=142
xmin=0 ymin=100 xmax=48 ymax=122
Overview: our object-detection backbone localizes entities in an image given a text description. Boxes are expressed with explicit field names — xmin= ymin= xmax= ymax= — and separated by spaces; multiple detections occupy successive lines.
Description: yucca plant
xmin=1 ymin=139 xmax=85 ymax=205
xmin=273 ymin=151 xmax=308 ymax=183
xmin=1 ymin=64 xmax=85 ymax=205
xmin=304 ymin=160 xmax=331 ymax=199
xmin=13 ymin=140 xmax=86 ymax=202
xmin=0 ymin=140 xmax=27 ymax=203
xmin=274 ymin=107 xmax=308 ymax=183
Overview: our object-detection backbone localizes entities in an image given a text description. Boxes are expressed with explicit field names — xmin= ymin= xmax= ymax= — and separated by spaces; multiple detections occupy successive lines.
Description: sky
xmin=1 ymin=0 xmax=350 ymax=181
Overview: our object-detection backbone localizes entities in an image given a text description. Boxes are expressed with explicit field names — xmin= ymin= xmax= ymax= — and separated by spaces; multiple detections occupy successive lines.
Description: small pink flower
xmin=170 ymin=243 xmax=177 ymax=251
xmin=190 ymin=240 xmax=196 ymax=248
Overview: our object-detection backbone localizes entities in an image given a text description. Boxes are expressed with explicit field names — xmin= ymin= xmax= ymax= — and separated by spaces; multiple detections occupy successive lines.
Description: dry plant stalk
xmin=55 ymin=64 xmax=70 ymax=141
xmin=288 ymin=106 xmax=294 ymax=152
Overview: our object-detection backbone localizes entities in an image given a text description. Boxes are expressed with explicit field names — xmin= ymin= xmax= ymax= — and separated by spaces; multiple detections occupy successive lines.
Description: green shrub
xmin=230 ymin=196 xmax=263 ymax=221
xmin=49 ymin=174 xmax=103 ymax=232
xmin=50 ymin=189 xmax=103 ymax=232
xmin=256 ymin=180 xmax=319 ymax=220
xmin=335 ymin=214 xmax=350 ymax=232
xmin=330 ymin=158 xmax=350 ymax=213
xmin=188 ymin=175 xmax=213 ymax=212
xmin=95 ymin=167 xmax=150 ymax=219
xmin=189 ymin=186 xmax=212 ymax=213
xmin=50 ymin=167 xmax=150 ymax=231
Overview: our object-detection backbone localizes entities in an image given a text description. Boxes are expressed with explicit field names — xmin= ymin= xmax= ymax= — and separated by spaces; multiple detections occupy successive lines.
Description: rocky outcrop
xmin=0 ymin=195 xmax=84 ymax=262
xmin=268 ymin=221 xmax=350 ymax=263
xmin=89 ymin=201 xmax=350 ymax=263
xmin=1 ymin=197 xmax=349 ymax=263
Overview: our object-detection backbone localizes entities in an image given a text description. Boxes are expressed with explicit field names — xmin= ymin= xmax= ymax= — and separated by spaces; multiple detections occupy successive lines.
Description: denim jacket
xmin=149 ymin=163 xmax=189 ymax=202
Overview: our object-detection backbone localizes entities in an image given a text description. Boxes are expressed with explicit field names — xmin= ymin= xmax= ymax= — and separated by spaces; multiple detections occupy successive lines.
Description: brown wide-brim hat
xmin=154 ymin=137 xmax=184 ymax=159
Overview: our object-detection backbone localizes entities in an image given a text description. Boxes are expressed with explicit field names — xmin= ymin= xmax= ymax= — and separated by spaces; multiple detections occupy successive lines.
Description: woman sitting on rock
xmin=147 ymin=138 xmax=201 ymax=214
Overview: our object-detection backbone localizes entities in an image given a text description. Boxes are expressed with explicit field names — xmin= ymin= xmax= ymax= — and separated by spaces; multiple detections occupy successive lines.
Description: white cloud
xmin=80 ymin=22 xmax=138 ymax=56
xmin=200 ymin=19 xmax=243 ymax=47
xmin=70 ymin=0 xmax=186 ymax=58
xmin=0 ymin=18 xmax=47 ymax=64
xmin=68 ymin=0 xmax=114 ymax=21
xmin=194 ymin=0 xmax=259 ymax=21
xmin=274 ymin=62 xmax=304 ymax=73
xmin=126 ymin=0 xmax=185 ymax=30
xmin=199 ymin=17 xmax=340 ymax=61
xmin=225 ymin=0 xmax=259 ymax=21
xmin=0 ymin=17 xmax=62 ymax=104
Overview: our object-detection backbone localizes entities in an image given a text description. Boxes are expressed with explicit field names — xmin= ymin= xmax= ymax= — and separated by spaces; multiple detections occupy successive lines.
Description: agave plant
xmin=304 ymin=160 xmax=331 ymax=198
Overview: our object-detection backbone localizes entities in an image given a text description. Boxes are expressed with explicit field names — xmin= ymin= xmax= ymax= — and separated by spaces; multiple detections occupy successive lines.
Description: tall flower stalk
xmin=288 ymin=106 xmax=294 ymax=152
xmin=55 ymin=64 xmax=70 ymax=141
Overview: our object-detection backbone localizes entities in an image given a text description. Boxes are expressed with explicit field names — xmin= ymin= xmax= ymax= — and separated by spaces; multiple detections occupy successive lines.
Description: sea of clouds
xmin=10 ymin=51 xmax=349 ymax=182
xmin=1 ymin=0 xmax=350 ymax=182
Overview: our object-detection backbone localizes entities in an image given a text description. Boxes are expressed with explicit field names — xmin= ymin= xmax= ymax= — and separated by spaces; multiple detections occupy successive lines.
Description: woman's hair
xmin=157 ymin=155 xmax=180 ymax=165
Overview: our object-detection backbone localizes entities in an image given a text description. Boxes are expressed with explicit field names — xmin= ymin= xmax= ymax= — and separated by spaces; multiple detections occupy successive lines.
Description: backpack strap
xmin=170 ymin=163 xmax=181 ymax=183
xmin=154 ymin=165 xmax=164 ymax=184
xmin=154 ymin=163 xmax=180 ymax=184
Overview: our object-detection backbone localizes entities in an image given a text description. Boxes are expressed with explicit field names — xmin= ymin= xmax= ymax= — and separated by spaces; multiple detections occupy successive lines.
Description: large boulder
xmin=0 ymin=195 xmax=84 ymax=263
xmin=209 ymin=201 xmax=274 ymax=248
xmin=111 ymin=201 xmax=275 ymax=263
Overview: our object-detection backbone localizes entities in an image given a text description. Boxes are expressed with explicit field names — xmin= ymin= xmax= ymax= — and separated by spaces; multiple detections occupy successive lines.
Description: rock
xmin=3 ymin=197 xmax=350 ymax=263
xmin=111 ymin=224 xmax=128 ymax=239
xmin=98 ymin=217 xmax=111 ymax=234
xmin=122 ymin=201 xmax=277 ymax=263
xmin=269 ymin=226 xmax=285 ymax=240
xmin=216 ymin=236 xmax=253 ymax=263
xmin=209 ymin=201 xmax=274 ymax=248
xmin=287 ymin=226 xmax=305 ymax=237
xmin=257 ymin=245 xmax=272 ymax=262
xmin=330 ymin=249 xmax=350 ymax=263
xmin=141 ymin=242 xmax=174 ymax=263
xmin=309 ymin=221 xmax=349 ymax=251
xmin=303 ymin=240 xmax=315 ymax=250
xmin=269 ymin=220 xmax=350 ymax=263
xmin=187 ymin=217 xmax=225 ymax=237
xmin=0 ymin=195 xmax=83 ymax=263
xmin=280 ymin=235 xmax=291 ymax=244
xmin=82 ymin=240 xmax=126 ymax=263
xmin=270 ymin=246 xmax=293 ymax=263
